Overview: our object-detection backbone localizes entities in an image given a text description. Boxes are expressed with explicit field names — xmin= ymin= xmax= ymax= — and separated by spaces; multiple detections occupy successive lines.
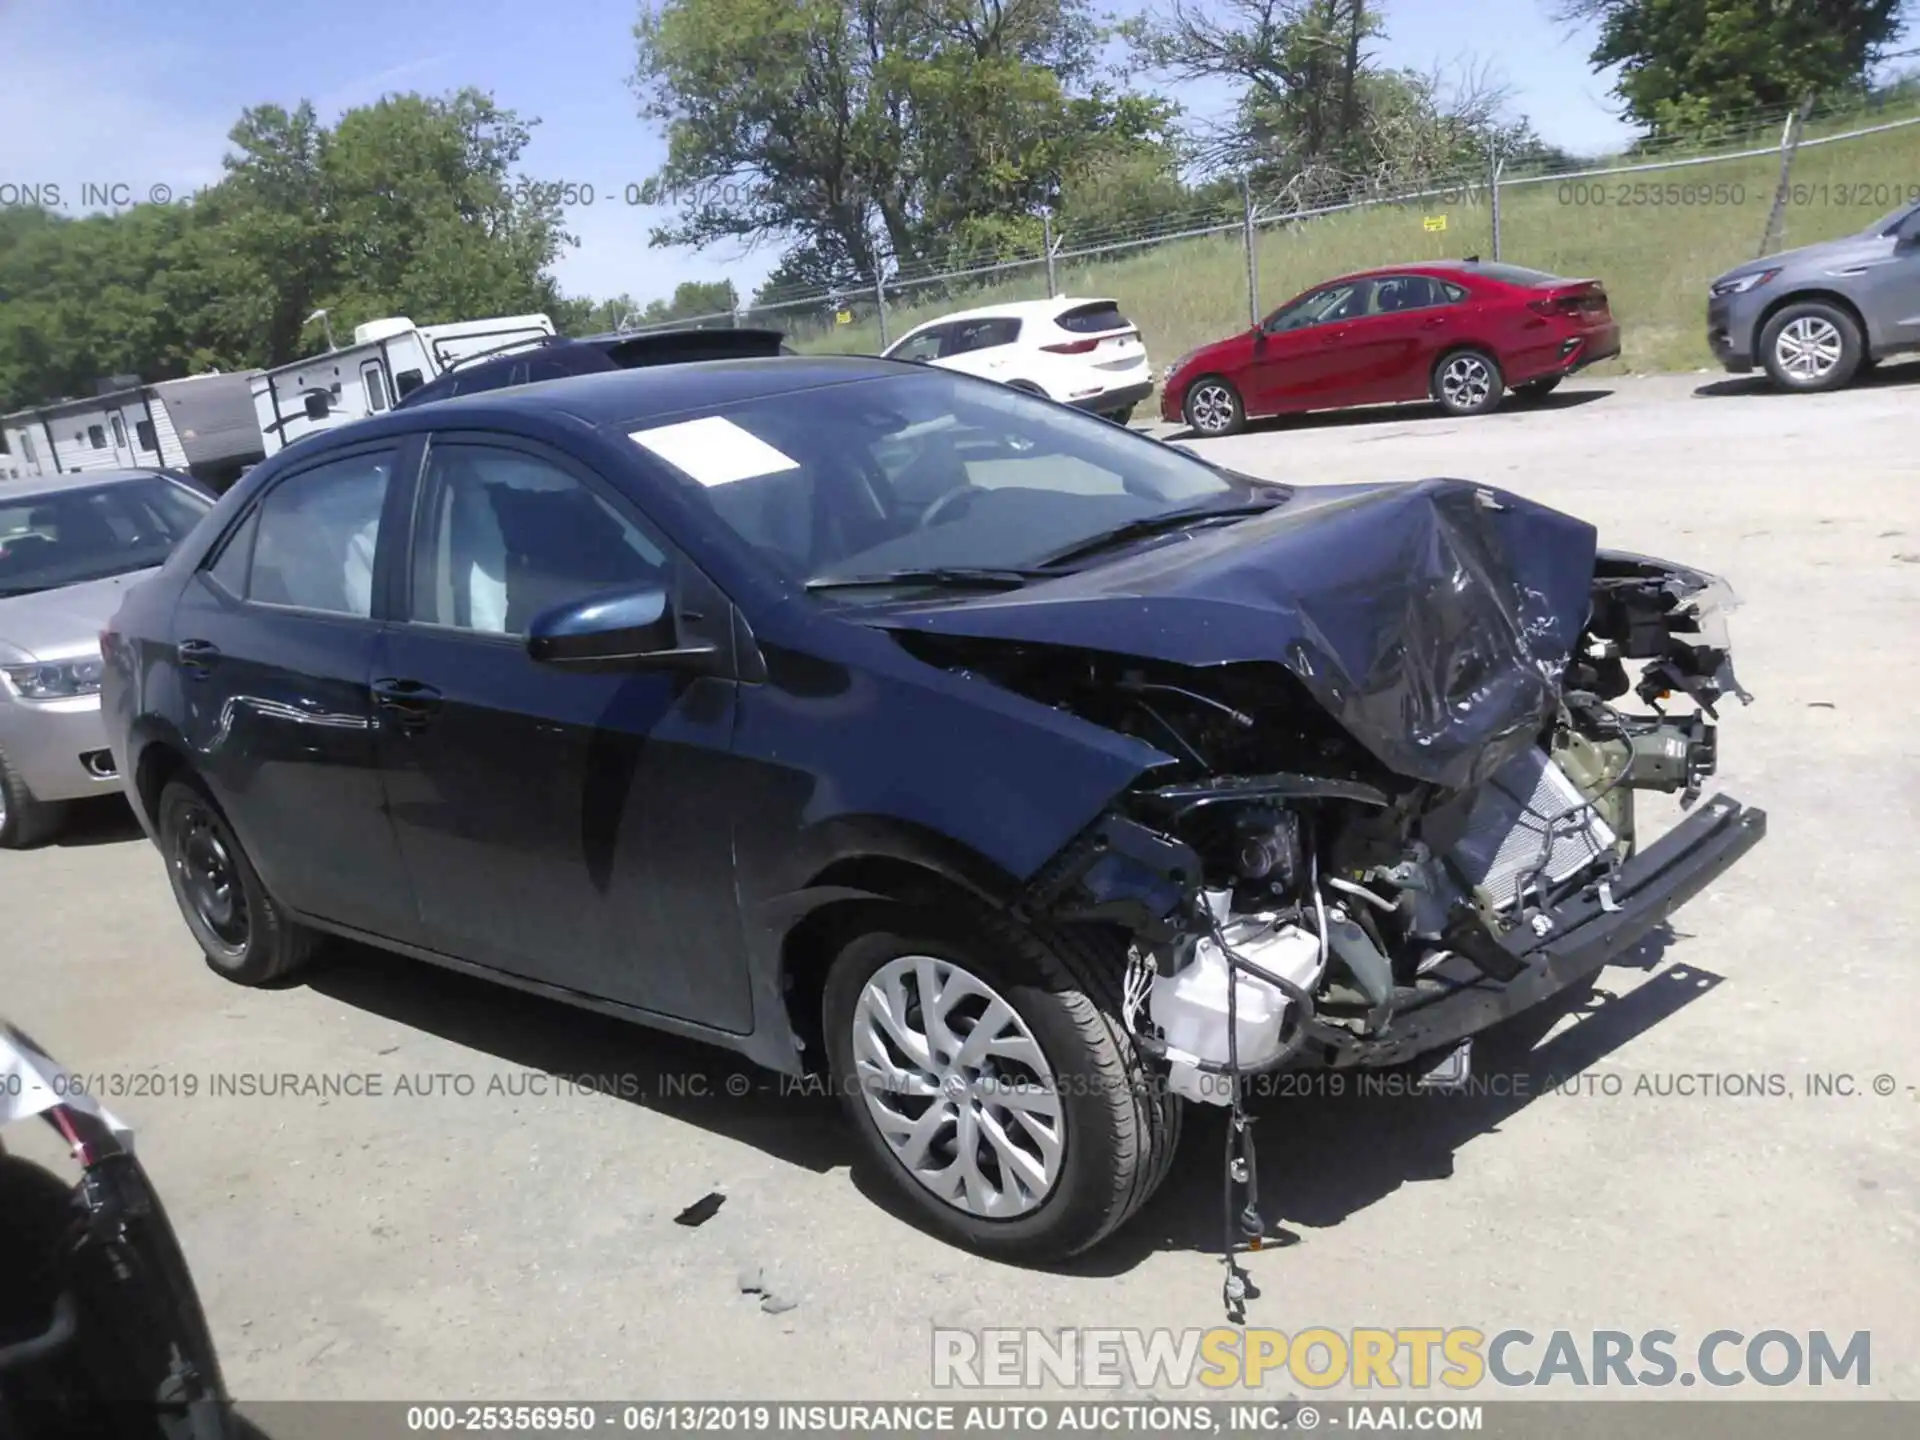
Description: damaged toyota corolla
xmin=102 ymin=358 xmax=1765 ymax=1271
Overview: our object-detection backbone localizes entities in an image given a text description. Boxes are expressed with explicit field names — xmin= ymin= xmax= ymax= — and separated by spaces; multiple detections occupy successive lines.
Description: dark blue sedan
xmin=100 ymin=356 xmax=1763 ymax=1262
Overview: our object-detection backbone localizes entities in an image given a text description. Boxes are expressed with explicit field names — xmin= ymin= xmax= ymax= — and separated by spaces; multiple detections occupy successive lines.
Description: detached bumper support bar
xmin=1341 ymin=794 xmax=1766 ymax=1068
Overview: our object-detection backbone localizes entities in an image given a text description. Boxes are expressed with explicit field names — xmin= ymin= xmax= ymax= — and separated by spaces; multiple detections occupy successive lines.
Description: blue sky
xmin=0 ymin=0 xmax=1633 ymax=308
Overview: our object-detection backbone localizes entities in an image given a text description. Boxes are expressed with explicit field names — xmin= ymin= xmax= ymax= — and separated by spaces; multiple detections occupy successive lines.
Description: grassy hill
xmin=789 ymin=105 xmax=1920 ymax=380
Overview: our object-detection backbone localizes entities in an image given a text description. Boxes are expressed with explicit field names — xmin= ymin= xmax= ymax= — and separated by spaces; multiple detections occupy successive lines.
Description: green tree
xmin=0 ymin=87 xmax=575 ymax=411
xmin=639 ymin=278 xmax=739 ymax=324
xmin=631 ymin=0 xmax=1165 ymax=281
xmin=1555 ymin=0 xmax=1913 ymax=136
xmin=1125 ymin=0 xmax=1535 ymax=196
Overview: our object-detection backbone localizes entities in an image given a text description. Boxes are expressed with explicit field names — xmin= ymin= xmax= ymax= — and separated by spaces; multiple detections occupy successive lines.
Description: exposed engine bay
xmin=877 ymin=479 xmax=1766 ymax=1314
xmin=901 ymin=552 xmax=1751 ymax=1098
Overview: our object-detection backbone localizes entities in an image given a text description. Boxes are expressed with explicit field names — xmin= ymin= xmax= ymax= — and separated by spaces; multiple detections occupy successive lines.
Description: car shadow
xmin=51 ymin=796 xmax=146 ymax=847
xmin=1064 ymin=925 xmax=1722 ymax=1275
xmin=304 ymin=942 xmax=848 ymax=1176
xmin=307 ymin=922 xmax=1712 ymax=1277
xmin=1694 ymin=356 xmax=1920 ymax=398
xmin=1169 ymin=386 xmax=1612 ymax=441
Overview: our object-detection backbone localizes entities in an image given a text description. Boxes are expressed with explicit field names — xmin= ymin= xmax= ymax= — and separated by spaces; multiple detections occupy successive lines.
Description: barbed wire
xmin=618 ymin=96 xmax=1920 ymax=335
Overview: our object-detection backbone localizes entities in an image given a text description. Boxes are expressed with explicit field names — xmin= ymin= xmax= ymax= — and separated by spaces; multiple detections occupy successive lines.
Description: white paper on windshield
xmin=629 ymin=416 xmax=800 ymax=487
xmin=1 ymin=1026 xmax=134 ymax=1150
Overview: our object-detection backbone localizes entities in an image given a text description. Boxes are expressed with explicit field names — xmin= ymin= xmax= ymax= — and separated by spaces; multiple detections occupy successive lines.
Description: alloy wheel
xmin=1440 ymin=354 xmax=1495 ymax=410
xmin=1774 ymin=316 xmax=1843 ymax=382
xmin=174 ymin=807 xmax=249 ymax=950
xmin=851 ymin=954 xmax=1064 ymax=1219
xmin=1187 ymin=383 xmax=1237 ymax=434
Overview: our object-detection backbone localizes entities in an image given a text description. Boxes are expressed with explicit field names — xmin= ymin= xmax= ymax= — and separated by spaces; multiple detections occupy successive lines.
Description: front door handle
xmin=371 ymin=678 xmax=443 ymax=730
xmin=176 ymin=639 xmax=220 ymax=673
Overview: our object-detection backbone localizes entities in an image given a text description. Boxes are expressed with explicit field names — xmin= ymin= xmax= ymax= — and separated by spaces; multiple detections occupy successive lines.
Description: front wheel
xmin=822 ymin=909 xmax=1181 ymax=1262
xmin=1760 ymin=302 xmax=1862 ymax=392
xmin=1182 ymin=377 xmax=1245 ymax=436
xmin=1434 ymin=349 xmax=1505 ymax=416
xmin=157 ymin=778 xmax=318 ymax=986
xmin=0 ymin=746 xmax=65 ymax=849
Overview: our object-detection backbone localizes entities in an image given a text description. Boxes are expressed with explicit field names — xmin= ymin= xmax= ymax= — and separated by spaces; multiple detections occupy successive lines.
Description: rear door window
xmin=941 ymin=318 xmax=1021 ymax=356
xmin=1368 ymin=275 xmax=1459 ymax=314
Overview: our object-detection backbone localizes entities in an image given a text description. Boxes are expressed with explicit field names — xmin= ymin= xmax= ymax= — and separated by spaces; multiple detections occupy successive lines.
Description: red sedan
xmin=1159 ymin=260 xmax=1622 ymax=436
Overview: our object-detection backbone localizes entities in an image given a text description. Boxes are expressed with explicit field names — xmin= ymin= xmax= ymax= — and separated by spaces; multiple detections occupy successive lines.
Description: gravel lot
xmin=5 ymin=366 xmax=1918 ymax=1406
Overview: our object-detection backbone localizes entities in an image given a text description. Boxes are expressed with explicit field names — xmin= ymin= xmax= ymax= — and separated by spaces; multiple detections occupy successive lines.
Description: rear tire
xmin=1106 ymin=404 xmax=1136 ymax=425
xmin=156 ymin=777 xmax=317 ymax=986
xmin=0 ymin=747 xmax=65 ymax=849
xmin=822 ymin=906 xmax=1181 ymax=1263
xmin=1759 ymin=301 xmax=1862 ymax=392
xmin=1433 ymin=349 xmax=1504 ymax=416
xmin=1182 ymin=377 xmax=1245 ymax=437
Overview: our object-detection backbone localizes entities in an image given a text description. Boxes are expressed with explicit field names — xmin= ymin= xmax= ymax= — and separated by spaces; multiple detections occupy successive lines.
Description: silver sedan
xmin=0 ymin=468 xmax=213 ymax=846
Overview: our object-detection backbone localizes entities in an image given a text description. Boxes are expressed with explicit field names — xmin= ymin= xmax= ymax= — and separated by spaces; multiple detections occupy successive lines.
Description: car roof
xmin=388 ymin=354 xmax=908 ymax=430
xmin=898 ymin=296 xmax=1120 ymax=334
xmin=0 ymin=467 xmax=181 ymax=497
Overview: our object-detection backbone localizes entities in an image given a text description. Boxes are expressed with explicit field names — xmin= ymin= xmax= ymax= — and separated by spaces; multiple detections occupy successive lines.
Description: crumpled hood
xmin=0 ymin=569 xmax=158 ymax=664
xmin=871 ymin=478 xmax=1600 ymax=791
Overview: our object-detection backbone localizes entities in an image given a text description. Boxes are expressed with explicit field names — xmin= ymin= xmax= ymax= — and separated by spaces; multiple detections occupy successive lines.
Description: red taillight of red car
xmin=1529 ymin=287 xmax=1609 ymax=319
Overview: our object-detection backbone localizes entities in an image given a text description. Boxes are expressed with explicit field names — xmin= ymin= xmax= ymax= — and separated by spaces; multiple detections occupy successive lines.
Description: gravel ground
xmin=4 ymin=364 xmax=1918 ymax=1408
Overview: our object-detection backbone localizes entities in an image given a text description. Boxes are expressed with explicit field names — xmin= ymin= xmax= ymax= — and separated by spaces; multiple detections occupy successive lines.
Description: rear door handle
xmin=371 ymin=678 xmax=443 ymax=730
xmin=176 ymin=639 xmax=220 ymax=672
xmin=1421 ymin=316 xmax=1448 ymax=329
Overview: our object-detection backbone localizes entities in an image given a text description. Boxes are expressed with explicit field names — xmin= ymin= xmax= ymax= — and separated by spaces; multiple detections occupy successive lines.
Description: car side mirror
xmin=524 ymin=583 xmax=720 ymax=672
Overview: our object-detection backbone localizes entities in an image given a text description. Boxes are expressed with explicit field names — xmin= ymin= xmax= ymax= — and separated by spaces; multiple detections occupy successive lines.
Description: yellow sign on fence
xmin=1423 ymin=215 xmax=1448 ymax=232
xmin=835 ymin=309 xmax=853 ymax=325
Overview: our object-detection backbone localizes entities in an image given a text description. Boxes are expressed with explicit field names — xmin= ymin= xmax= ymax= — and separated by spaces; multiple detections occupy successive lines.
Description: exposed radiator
xmin=1446 ymin=747 xmax=1617 ymax=911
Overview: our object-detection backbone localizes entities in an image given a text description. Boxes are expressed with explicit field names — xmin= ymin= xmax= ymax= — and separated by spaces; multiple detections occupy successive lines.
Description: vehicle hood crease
xmin=869 ymin=478 xmax=1599 ymax=791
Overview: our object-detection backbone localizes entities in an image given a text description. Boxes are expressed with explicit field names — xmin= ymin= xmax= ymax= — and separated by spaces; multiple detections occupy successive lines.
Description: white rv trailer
xmin=250 ymin=313 xmax=556 ymax=455
xmin=1 ymin=372 xmax=266 ymax=490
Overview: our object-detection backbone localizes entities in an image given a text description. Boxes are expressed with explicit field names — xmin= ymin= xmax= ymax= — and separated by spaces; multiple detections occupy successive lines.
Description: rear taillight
xmin=1529 ymin=294 xmax=1604 ymax=318
xmin=1041 ymin=337 xmax=1101 ymax=354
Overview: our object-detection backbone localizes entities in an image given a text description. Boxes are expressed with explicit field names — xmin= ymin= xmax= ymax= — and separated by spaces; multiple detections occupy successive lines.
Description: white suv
xmin=881 ymin=297 xmax=1153 ymax=422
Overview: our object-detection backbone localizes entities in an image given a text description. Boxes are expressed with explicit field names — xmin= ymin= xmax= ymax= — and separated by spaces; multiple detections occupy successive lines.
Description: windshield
xmin=0 ymin=475 xmax=213 ymax=596
xmin=625 ymin=369 xmax=1269 ymax=595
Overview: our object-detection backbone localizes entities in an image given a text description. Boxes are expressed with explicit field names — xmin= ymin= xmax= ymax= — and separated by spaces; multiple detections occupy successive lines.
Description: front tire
xmin=157 ymin=778 xmax=317 ymax=986
xmin=0 ymin=746 xmax=65 ymax=849
xmin=1434 ymin=349 xmax=1504 ymax=415
xmin=1182 ymin=377 xmax=1245 ymax=436
xmin=1761 ymin=302 xmax=1864 ymax=392
xmin=822 ymin=907 xmax=1181 ymax=1262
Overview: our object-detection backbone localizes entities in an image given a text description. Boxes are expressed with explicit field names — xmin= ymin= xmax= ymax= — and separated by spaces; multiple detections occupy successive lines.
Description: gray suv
xmin=1707 ymin=198 xmax=1920 ymax=391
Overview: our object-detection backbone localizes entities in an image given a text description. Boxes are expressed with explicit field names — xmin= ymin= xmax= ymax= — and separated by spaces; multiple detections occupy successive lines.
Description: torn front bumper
xmin=1332 ymin=794 xmax=1767 ymax=1069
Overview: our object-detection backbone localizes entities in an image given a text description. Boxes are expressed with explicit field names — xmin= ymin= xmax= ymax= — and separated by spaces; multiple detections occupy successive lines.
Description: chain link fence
xmin=618 ymin=91 xmax=1920 ymax=372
